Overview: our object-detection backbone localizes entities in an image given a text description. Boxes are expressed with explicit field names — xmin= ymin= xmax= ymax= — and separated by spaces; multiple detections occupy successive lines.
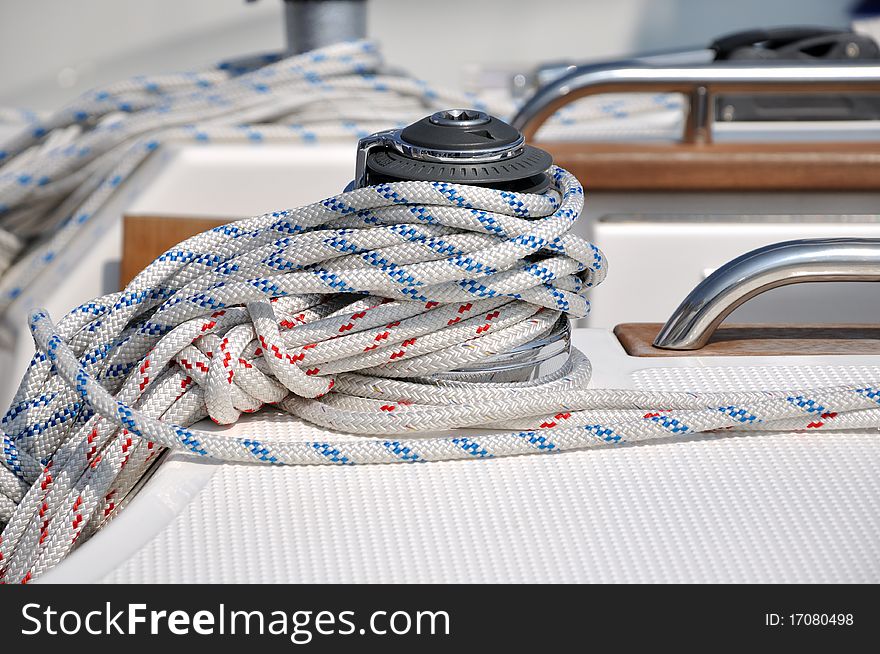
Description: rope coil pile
xmin=0 ymin=41 xmax=875 ymax=584
xmin=2 ymin=163 xmax=880 ymax=583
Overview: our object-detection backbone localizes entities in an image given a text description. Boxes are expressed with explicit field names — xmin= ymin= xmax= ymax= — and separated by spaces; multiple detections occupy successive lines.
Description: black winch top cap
xmin=401 ymin=109 xmax=524 ymax=150
xmin=359 ymin=109 xmax=553 ymax=193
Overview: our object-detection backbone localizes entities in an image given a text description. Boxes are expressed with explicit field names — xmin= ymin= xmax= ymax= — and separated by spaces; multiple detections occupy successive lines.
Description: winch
xmin=350 ymin=109 xmax=553 ymax=193
xmin=351 ymin=109 xmax=570 ymax=382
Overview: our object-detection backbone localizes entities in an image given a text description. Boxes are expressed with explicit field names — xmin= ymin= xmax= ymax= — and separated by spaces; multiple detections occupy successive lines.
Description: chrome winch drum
xmin=348 ymin=109 xmax=570 ymax=382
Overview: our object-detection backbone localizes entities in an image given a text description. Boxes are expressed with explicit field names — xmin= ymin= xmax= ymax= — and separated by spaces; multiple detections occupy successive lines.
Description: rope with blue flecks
xmin=0 ymin=39 xmax=495 ymax=313
xmin=0 ymin=39 xmax=684 ymax=313
xmin=2 ymin=165 xmax=880 ymax=583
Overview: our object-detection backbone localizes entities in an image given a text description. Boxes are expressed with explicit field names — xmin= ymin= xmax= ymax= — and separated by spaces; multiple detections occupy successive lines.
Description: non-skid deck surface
xmin=37 ymin=359 xmax=877 ymax=584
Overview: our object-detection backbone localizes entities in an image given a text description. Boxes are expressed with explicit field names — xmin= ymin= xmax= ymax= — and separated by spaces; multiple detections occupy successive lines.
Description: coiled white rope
xmin=0 ymin=39 xmax=683 ymax=304
xmin=2 ymin=40 xmax=870 ymax=583
xmin=0 ymin=41 xmax=497 ymax=308
xmin=2 ymin=161 xmax=880 ymax=583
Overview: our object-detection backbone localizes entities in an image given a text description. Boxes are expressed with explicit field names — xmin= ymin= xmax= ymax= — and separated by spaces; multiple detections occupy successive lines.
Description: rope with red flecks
xmin=2 ymin=166 xmax=880 ymax=583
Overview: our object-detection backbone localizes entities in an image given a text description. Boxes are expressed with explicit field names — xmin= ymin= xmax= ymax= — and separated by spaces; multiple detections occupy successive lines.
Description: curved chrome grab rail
xmin=510 ymin=63 xmax=880 ymax=143
xmin=653 ymin=238 xmax=880 ymax=350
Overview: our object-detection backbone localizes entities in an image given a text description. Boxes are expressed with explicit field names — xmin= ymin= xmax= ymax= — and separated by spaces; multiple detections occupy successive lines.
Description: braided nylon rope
xmin=2 ymin=40 xmax=859 ymax=583
xmin=0 ymin=40 xmax=491 ymax=304
xmin=0 ymin=39 xmax=683 ymax=303
xmin=1 ymin=162 xmax=880 ymax=583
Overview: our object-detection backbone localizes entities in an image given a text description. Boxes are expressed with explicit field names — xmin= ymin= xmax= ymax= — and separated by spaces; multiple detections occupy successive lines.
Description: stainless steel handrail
xmin=511 ymin=63 xmax=880 ymax=143
xmin=653 ymin=238 xmax=880 ymax=350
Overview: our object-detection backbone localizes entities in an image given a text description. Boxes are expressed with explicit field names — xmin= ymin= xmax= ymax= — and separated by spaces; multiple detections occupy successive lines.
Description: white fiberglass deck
xmin=40 ymin=329 xmax=880 ymax=583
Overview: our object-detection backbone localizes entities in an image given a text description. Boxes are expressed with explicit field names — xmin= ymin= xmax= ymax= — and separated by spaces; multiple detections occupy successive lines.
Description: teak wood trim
xmin=615 ymin=322 xmax=880 ymax=357
xmin=121 ymin=214 xmax=231 ymax=287
xmin=539 ymin=141 xmax=880 ymax=191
